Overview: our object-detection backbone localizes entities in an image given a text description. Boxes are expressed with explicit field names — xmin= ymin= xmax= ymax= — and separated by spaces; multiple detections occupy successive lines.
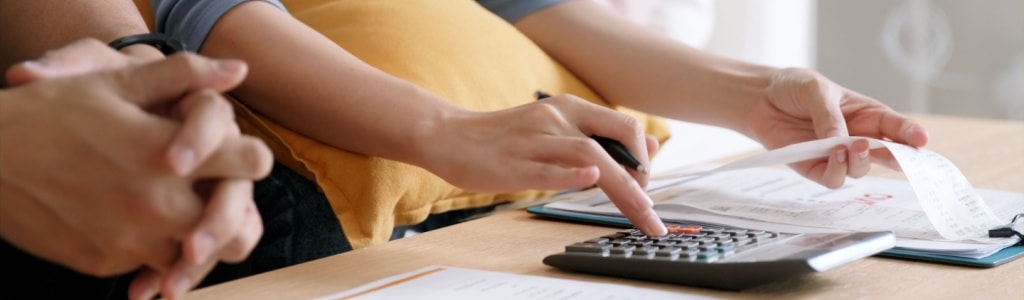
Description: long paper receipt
xmin=652 ymin=136 xmax=1005 ymax=241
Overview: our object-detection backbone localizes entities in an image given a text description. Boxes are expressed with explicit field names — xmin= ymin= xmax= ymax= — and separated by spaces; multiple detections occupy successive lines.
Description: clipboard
xmin=526 ymin=204 xmax=1024 ymax=268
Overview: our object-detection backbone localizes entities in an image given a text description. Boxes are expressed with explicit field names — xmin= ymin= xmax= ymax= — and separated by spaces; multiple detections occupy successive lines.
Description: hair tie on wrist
xmin=108 ymin=33 xmax=185 ymax=56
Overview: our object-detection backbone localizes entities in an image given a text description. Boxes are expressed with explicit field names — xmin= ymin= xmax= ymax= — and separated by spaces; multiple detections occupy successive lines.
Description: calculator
xmin=542 ymin=224 xmax=895 ymax=290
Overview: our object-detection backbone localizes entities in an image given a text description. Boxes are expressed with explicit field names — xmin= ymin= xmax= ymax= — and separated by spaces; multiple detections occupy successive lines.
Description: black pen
xmin=534 ymin=90 xmax=648 ymax=174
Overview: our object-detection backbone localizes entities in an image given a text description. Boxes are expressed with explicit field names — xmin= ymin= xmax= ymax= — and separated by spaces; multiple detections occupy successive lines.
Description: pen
xmin=534 ymin=90 xmax=648 ymax=174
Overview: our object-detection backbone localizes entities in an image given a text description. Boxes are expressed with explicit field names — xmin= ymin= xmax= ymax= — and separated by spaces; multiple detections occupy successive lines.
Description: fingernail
xmin=171 ymin=275 xmax=193 ymax=298
xmin=644 ymin=212 xmax=667 ymax=236
xmin=858 ymin=150 xmax=869 ymax=160
xmin=214 ymin=59 xmax=244 ymax=74
xmin=191 ymin=232 xmax=214 ymax=264
xmin=19 ymin=60 xmax=52 ymax=76
xmin=836 ymin=148 xmax=847 ymax=163
xmin=168 ymin=145 xmax=195 ymax=175
xmin=21 ymin=60 xmax=44 ymax=69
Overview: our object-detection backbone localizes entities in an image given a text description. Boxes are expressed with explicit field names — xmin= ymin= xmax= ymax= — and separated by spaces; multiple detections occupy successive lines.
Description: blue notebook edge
xmin=525 ymin=204 xmax=1024 ymax=268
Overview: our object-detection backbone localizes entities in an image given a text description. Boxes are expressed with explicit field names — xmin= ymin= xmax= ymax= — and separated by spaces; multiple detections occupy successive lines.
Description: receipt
xmin=651 ymin=136 xmax=1005 ymax=240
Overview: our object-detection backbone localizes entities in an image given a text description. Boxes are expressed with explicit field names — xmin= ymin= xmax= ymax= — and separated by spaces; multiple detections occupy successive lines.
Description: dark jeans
xmin=1 ymin=162 xmax=492 ymax=299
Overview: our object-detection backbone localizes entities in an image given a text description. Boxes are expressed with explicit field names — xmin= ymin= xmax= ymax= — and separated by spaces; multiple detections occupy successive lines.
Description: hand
xmin=5 ymin=38 xmax=245 ymax=176
xmin=421 ymin=94 xmax=667 ymax=236
xmin=0 ymin=40 xmax=272 ymax=298
xmin=128 ymin=179 xmax=263 ymax=300
xmin=747 ymin=68 xmax=929 ymax=188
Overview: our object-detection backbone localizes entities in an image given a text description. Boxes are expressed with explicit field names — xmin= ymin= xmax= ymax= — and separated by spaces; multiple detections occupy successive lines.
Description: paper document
xmin=546 ymin=169 xmax=1022 ymax=258
xmin=315 ymin=266 xmax=711 ymax=300
xmin=542 ymin=136 xmax=1024 ymax=258
xmin=649 ymin=136 xmax=1005 ymax=240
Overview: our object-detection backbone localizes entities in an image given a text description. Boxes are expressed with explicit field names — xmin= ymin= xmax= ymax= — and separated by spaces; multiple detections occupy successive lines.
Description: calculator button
xmin=696 ymin=251 xmax=719 ymax=261
xmin=675 ymin=241 xmax=699 ymax=250
xmin=633 ymin=246 xmax=660 ymax=256
xmin=700 ymin=228 xmax=723 ymax=235
xmin=566 ymin=243 xmax=611 ymax=254
xmin=654 ymin=241 xmax=677 ymax=247
xmin=610 ymin=239 xmax=631 ymax=246
xmin=668 ymin=225 xmax=702 ymax=234
xmin=610 ymin=245 xmax=636 ymax=255
xmin=669 ymin=236 xmax=692 ymax=243
xmin=629 ymin=240 xmax=654 ymax=247
xmin=655 ymin=247 xmax=682 ymax=258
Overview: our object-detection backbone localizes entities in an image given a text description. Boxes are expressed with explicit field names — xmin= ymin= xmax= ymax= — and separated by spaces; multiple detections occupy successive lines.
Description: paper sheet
xmin=649 ymin=136 xmax=1006 ymax=240
xmin=545 ymin=170 xmax=1023 ymax=258
xmin=315 ymin=266 xmax=711 ymax=300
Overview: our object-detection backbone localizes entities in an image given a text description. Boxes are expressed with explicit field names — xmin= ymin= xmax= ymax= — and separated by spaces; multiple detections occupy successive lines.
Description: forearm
xmin=0 ymin=0 xmax=155 ymax=71
xmin=515 ymin=0 xmax=775 ymax=133
xmin=200 ymin=2 xmax=466 ymax=166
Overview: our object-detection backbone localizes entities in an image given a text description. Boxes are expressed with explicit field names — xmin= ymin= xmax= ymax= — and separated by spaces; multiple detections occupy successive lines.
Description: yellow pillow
xmin=140 ymin=0 xmax=670 ymax=249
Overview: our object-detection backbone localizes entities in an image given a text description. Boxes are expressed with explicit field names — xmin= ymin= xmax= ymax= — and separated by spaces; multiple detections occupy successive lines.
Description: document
xmin=541 ymin=136 xmax=1024 ymax=259
xmin=546 ymin=168 xmax=1022 ymax=258
xmin=315 ymin=266 xmax=711 ymax=300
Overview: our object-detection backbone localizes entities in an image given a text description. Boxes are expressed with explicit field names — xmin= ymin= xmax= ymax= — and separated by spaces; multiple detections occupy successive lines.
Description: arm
xmin=199 ymin=2 xmax=666 ymax=235
xmin=0 ymin=0 xmax=162 ymax=73
xmin=200 ymin=2 xmax=462 ymax=167
xmin=514 ymin=0 xmax=929 ymax=188
xmin=512 ymin=0 xmax=771 ymax=131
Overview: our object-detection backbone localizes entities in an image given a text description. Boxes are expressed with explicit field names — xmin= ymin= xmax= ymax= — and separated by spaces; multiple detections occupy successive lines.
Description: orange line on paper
xmin=332 ymin=267 xmax=447 ymax=300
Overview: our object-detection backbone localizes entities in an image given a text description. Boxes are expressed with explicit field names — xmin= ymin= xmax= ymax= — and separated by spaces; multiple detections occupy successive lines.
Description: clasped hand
xmin=0 ymin=39 xmax=272 ymax=300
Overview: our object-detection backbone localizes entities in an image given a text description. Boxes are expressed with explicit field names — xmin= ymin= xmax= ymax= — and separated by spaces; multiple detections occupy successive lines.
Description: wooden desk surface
xmin=190 ymin=114 xmax=1024 ymax=299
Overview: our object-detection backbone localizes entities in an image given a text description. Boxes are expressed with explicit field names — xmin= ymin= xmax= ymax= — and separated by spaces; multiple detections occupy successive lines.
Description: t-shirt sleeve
xmin=476 ymin=0 xmax=565 ymax=23
xmin=151 ymin=0 xmax=287 ymax=52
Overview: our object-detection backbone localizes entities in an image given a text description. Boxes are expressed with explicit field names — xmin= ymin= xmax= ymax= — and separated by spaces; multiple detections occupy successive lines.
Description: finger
xmin=538 ymin=97 xmax=662 ymax=235
xmin=586 ymin=140 xmax=665 ymax=236
xmin=499 ymin=136 xmax=604 ymax=191
xmin=549 ymin=95 xmax=651 ymax=185
xmin=874 ymin=109 xmax=929 ymax=148
xmin=820 ymin=145 xmax=850 ymax=188
xmin=645 ymin=134 xmax=661 ymax=157
xmin=846 ymin=139 xmax=872 ymax=179
xmin=217 ymin=199 xmax=264 ymax=263
xmin=165 ymin=89 xmax=238 ymax=175
xmin=128 ymin=268 xmax=162 ymax=300
xmin=808 ymin=82 xmax=849 ymax=138
xmin=115 ymin=53 xmax=247 ymax=107
xmin=642 ymin=134 xmax=661 ymax=181
xmin=190 ymin=135 xmax=273 ymax=180
xmin=161 ymin=257 xmax=219 ymax=300
xmin=183 ymin=180 xmax=253 ymax=265
xmin=4 ymin=39 xmax=131 ymax=86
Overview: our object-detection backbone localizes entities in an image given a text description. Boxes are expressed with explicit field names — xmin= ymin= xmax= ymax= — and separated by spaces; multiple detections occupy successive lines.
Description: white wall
xmin=639 ymin=0 xmax=816 ymax=173
xmin=816 ymin=0 xmax=1023 ymax=120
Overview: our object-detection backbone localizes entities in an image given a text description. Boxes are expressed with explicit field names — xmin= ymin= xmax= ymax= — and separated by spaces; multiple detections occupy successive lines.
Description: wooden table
xmin=190 ymin=114 xmax=1024 ymax=299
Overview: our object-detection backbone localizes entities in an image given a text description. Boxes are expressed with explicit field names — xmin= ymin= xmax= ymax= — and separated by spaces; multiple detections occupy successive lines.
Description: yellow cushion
xmin=142 ymin=0 xmax=670 ymax=249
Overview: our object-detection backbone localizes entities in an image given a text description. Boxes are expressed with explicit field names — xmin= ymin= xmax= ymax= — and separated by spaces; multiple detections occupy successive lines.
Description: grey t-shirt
xmin=152 ymin=0 xmax=564 ymax=52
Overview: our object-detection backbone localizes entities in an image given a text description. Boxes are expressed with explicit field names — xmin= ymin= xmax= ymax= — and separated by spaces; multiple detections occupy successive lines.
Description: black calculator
xmin=543 ymin=224 xmax=895 ymax=290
